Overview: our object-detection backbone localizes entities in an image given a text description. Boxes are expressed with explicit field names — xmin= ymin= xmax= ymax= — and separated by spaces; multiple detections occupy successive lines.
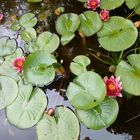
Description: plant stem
xmin=126 ymin=11 xmax=136 ymax=19
xmin=125 ymin=114 xmax=140 ymax=123
xmin=123 ymin=48 xmax=140 ymax=58
xmin=117 ymin=50 xmax=124 ymax=64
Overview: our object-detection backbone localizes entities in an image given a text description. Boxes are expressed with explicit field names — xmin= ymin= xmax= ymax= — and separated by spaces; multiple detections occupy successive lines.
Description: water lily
xmin=87 ymin=0 xmax=100 ymax=10
xmin=103 ymin=75 xmax=122 ymax=97
xmin=99 ymin=10 xmax=110 ymax=21
xmin=12 ymin=57 xmax=25 ymax=73
xmin=0 ymin=13 xmax=4 ymax=22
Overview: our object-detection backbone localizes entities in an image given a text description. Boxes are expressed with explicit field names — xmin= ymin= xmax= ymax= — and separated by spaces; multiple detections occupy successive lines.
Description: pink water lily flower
xmin=99 ymin=10 xmax=110 ymax=21
xmin=103 ymin=75 xmax=123 ymax=97
xmin=12 ymin=57 xmax=25 ymax=73
xmin=87 ymin=0 xmax=100 ymax=10
xmin=0 ymin=13 xmax=4 ymax=22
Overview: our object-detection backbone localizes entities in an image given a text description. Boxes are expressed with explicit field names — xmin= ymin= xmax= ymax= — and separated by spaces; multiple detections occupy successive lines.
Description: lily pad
xmin=24 ymin=41 xmax=39 ymax=53
xmin=100 ymin=0 xmax=124 ymax=10
xmin=37 ymin=31 xmax=60 ymax=53
xmin=76 ymin=97 xmax=119 ymax=130
xmin=67 ymin=71 xmax=106 ymax=110
xmin=20 ymin=27 xmax=36 ymax=42
xmin=19 ymin=13 xmax=37 ymax=28
xmin=115 ymin=54 xmax=140 ymax=96
xmin=23 ymin=51 xmax=57 ymax=86
xmin=77 ymin=0 xmax=86 ymax=2
xmin=78 ymin=11 xmax=102 ymax=37
xmin=11 ymin=21 xmax=21 ymax=31
xmin=97 ymin=16 xmax=138 ymax=52
xmin=6 ymin=80 xmax=47 ymax=129
xmin=36 ymin=106 xmax=79 ymax=140
xmin=55 ymin=13 xmax=80 ymax=35
xmin=125 ymin=0 xmax=140 ymax=9
xmin=0 ymin=36 xmax=17 ymax=57
xmin=0 ymin=76 xmax=18 ymax=110
xmin=70 ymin=55 xmax=90 ymax=75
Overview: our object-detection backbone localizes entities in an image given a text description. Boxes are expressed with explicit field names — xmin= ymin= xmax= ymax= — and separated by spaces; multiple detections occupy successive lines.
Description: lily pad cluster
xmin=67 ymin=55 xmax=119 ymax=129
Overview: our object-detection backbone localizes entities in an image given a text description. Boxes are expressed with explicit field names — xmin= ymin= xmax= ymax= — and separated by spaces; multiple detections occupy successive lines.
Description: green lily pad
xmin=78 ymin=11 xmax=102 ymax=37
xmin=11 ymin=21 xmax=21 ymax=31
xmin=0 ymin=37 xmax=17 ymax=57
xmin=115 ymin=54 xmax=140 ymax=96
xmin=70 ymin=55 xmax=90 ymax=75
xmin=19 ymin=13 xmax=37 ymax=28
xmin=125 ymin=0 xmax=140 ymax=9
xmin=23 ymin=51 xmax=57 ymax=86
xmin=24 ymin=41 xmax=39 ymax=53
xmin=61 ymin=32 xmax=75 ymax=46
xmin=135 ymin=4 xmax=140 ymax=15
xmin=76 ymin=97 xmax=119 ymax=130
xmin=77 ymin=0 xmax=86 ymax=2
xmin=0 ymin=76 xmax=18 ymax=110
xmin=6 ymin=80 xmax=47 ymax=129
xmin=100 ymin=0 xmax=124 ymax=10
xmin=20 ymin=27 xmax=36 ymax=42
xmin=67 ymin=71 xmax=106 ymax=110
xmin=55 ymin=13 xmax=80 ymax=35
xmin=37 ymin=31 xmax=60 ymax=53
xmin=36 ymin=106 xmax=79 ymax=140
xmin=97 ymin=16 xmax=138 ymax=52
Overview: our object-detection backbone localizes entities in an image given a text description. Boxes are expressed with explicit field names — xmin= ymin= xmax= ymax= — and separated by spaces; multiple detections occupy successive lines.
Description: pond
xmin=0 ymin=0 xmax=140 ymax=140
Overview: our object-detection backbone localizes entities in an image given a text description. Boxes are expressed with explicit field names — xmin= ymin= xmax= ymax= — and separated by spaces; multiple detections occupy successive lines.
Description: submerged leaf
xmin=36 ymin=106 xmax=79 ymax=140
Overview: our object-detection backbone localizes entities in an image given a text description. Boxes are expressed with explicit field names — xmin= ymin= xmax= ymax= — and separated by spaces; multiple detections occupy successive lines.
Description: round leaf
xmin=115 ymin=54 xmax=140 ymax=96
xmin=55 ymin=13 xmax=80 ymax=35
xmin=36 ymin=107 xmax=79 ymax=140
xmin=125 ymin=0 xmax=140 ymax=9
xmin=11 ymin=21 xmax=21 ymax=31
xmin=67 ymin=71 xmax=106 ymax=110
xmin=135 ymin=4 xmax=140 ymax=15
xmin=20 ymin=27 xmax=36 ymax=42
xmin=76 ymin=97 xmax=119 ymax=130
xmin=37 ymin=31 xmax=60 ymax=53
xmin=0 ymin=37 xmax=17 ymax=57
xmin=19 ymin=13 xmax=37 ymax=28
xmin=0 ymin=76 xmax=18 ymax=110
xmin=97 ymin=16 xmax=138 ymax=52
xmin=6 ymin=81 xmax=47 ymax=129
xmin=78 ymin=11 xmax=102 ymax=37
xmin=23 ymin=51 xmax=57 ymax=86
xmin=100 ymin=0 xmax=124 ymax=10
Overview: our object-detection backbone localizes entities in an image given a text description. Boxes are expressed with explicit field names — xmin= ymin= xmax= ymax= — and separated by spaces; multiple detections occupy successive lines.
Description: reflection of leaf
xmin=115 ymin=54 xmax=140 ymax=96
xmin=23 ymin=51 xmax=57 ymax=86
xmin=67 ymin=71 xmax=106 ymax=110
xmin=0 ymin=76 xmax=18 ymax=110
xmin=6 ymin=80 xmax=47 ymax=129
xmin=97 ymin=16 xmax=138 ymax=52
xmin=100 ymin=0 xmax=124 ymax=10
xmin=19 ymin=13 xmax=37 ymax=28
xmin=76 ymin=97 xmax=119 ymax=130
xmin=0 ymin=37 xmax=17 ymax=57
xmin=36 ymin=106 xmax=79 ymax=140
xmin=78 ymin=11 xmax=102 ymax=37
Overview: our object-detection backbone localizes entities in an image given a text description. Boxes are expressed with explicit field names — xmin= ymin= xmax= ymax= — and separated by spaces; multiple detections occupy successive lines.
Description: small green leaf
xmin=6 ymin=80 xmax=47 ymax=129
xmin=24 ymin=41 xmax=39 ymax=53
xmin=77 ymin=0 xmax=86 ymax=2
xmin=76 ymin=97 xmax=119 ymax=130
xmin=36 ymin=106 xmax=79 ymax=140
xmin=0 ymin=76 xmax=18 ymax=110
xmin=11 ymin=21 xmax=21 ymax=31
xmin=67 ymin=71 xmax=106 ymax=110
xmin=0 ymin=37 xmax=17 ymax=57
xmin=37 ymin=31 xmax=60 ymax=53
xmin=135 ymin=4 xmax=140 ymax=15
xmin=19 ymin=13 xmax=37 ymax=28
xmin=97 ymin=16 xmax=138 ymax=52
xmin=78 ymin=11 xmax=102 ymax=37
xmin=125 ymin=0 xmax=140 ymax=9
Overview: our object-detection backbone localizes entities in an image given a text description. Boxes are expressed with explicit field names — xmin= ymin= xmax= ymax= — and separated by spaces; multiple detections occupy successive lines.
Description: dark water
xmin=0 ymin=0 xmax=140 ymax=140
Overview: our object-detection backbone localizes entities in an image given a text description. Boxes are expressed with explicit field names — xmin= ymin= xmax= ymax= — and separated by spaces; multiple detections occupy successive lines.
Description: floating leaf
xmin=6 ymin=80 xmax=47 ymax=129
xmin=125 ymin=0 xmax=140 ymax=9
xmin=115 ymin=54 xmax=140 ymax=96
xmin=70 ymin=55 xmax=90 ymax=75
xmin=135 ymin=4 xmax=140 ymax=15
xmin=20 ymin=27 xmax=36 ymax=42
xmin=97 ymin=16 xmax=138 ymax=52
xmin=76 ymin=97 xmax=119 ymax=130
xmin=0 ymin=37 xmax=17 ymax=57
xmin=78 ymin=11 xmax=102 ymax=37
xmin=55 ymin=13 xmax=80 ymax=35
xmin=37 ymin=31 xmax=59 ymax=53
xmin=23 ymin=51 xmax=57 ymax=86
xmin=19 ymin=13 xmax=37 ymax=28
xmin=61 ymin=32 xmax=75 ymax=46
xmin=67 ymin=71 xmax=106 ymax=110
xmin=77 ymin=0 xmax=86 ymax=2
xmin=100 ymin=0 xmax=124 ymax=10
xmin=36 ymin=106 xmax=79 ymax=140
xmin=0 ymin=76 xmax=18 ymax=110
xmin=11 ymin=21 xmax=21 ymax=31
xmin=24 ymin=41 xmax=39 ymax=53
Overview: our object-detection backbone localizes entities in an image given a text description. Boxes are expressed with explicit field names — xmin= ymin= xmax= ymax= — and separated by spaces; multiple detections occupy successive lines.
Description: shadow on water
xmin=0 ymin=0 xmax=140 ymax=140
